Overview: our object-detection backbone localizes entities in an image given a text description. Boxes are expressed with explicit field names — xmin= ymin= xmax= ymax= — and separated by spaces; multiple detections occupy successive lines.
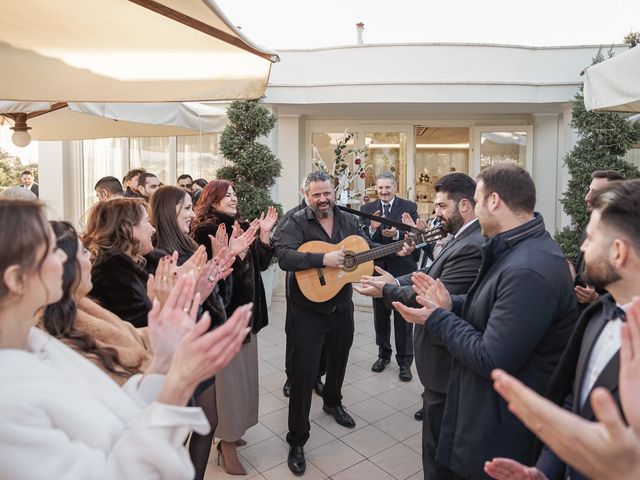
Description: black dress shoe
xmin=371 ymin=358 xmax=391 ymax=373
xmin=399 ymin=366 xmax=413 ymax=382
xmin=414 ymin=407 xmax=424 ymax=421
xmin=287 ymin=445 xmax=306 ymax=476
xmin=323 ymin=404 xmax=356 ymax=428
xmin=314 ymin=378 xmax=325 ymax=396
xmin=283 ymin=379 xmax=291 ymax=398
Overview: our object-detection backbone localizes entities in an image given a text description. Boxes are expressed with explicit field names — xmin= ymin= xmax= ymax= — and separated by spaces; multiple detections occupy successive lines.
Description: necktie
xmin=382 ymin=202 xmax=390 ymax=217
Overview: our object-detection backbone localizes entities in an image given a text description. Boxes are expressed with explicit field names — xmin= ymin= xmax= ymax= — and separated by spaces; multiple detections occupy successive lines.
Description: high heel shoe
xmin=216 ymin=440 xmax=247 ymax=475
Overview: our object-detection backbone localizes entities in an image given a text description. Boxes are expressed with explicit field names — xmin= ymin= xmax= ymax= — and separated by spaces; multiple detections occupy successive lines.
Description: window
xmin=81 ymin=134 xmax=221 ymax=212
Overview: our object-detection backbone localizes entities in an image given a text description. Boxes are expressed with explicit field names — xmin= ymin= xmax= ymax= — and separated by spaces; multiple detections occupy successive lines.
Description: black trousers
xmin=284 ymin=272 xmax=326 ymax=381
xmin=423 ymin=388 xmax=456 ymax=480
xmin=373 ymin=297 xmax=414 ymax=367
xmin=286 ymin=303 xmax=354 ymax=447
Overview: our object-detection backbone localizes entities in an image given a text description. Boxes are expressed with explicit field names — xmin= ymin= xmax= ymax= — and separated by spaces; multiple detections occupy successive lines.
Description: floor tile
xmin=240 ymin=435 xmax=290 ymax=473
xmin=374 ymin=411 xmax=422 ymax=442
xmin=378 ymin=386 xmax=423 ymax=411
xmin=370 ymin=443 xmax=422 ymax=480
xmin=349 ymin=397 xmax=398 ymax=424
xmin=340 ymin=383 xmax=372 ymax=407
xmin=262 ymin=460 xmax=328 ymax=480
xmin=259 ymin=407 xmax=289 ymax=435
xmin=333 ymin=459 xmax=396 ymax=480
xmin=341 ymin=424 xmax=398 ymax=457
xmin=306 ymin=439 xmax=365 ymax=477
xmin=352 ymin=374 xmax=398 ymax=396
xmin=258 ymin=392 xmax=287 ymax=417
xmin=402 ymin=431 xmax=422 ymax=454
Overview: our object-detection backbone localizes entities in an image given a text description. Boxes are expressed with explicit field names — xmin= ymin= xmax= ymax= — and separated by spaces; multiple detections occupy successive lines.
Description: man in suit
xmin=356 ymin=172 xmax=483 ymax=480
xmin=573 ymin=170 xmax=625 ymax=311
xmin=20 ymin=170 xmax=38 ymax=197
xmin=484 ymin=178 xmax=640 ymax=480
xmin=360 ymin=171 xmax=418 ymax=381
xmin=394 ymin=164 xmax=577 ymax=479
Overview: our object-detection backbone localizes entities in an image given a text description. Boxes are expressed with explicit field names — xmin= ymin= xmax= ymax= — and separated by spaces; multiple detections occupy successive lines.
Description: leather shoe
xmin=399 ymin=366 xmax=413 ymax=382
xmin=314 ymin=378 xmax=325 ymax=396
xmin=414 ymin=408 xmax=424 ymax=421
xmin=323 ymin=404 xmax=356 ymax=428
xmin=288 ymin=445 xmax=306 ymax=476
xmin=371 ymin=357 xmax=390 ymax=373
xmin=283 ymin=379 xmax=291 ymax=398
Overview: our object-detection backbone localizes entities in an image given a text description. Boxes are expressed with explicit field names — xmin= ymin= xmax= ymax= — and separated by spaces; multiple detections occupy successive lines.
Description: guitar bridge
xmin=316 ymin=268 xmax=326 ymax=286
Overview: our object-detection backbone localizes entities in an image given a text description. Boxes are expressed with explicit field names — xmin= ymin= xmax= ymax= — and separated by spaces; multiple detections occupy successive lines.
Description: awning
xmin=0 ymin=0 xmax=279 ymax=102
xmin=584 ymin=46 xmax=640 ymax=112
xmin=0 ymin=101 xmax=228 ymax=142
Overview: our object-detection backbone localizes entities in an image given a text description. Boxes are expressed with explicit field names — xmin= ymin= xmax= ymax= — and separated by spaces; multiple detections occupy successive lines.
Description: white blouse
xmin=0 ymin=328 xmax=209 ymax=479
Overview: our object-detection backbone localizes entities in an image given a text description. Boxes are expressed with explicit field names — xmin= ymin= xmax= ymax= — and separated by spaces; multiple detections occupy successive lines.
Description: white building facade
xmin=41 ymin=42 xmax=635 ymax=232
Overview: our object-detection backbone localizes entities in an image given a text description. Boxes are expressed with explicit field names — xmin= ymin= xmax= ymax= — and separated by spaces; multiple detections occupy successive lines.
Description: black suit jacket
xmin=360 ymin=196 xmax=418 ymax=277
xmin=382 ymin=220 xmax=483 ymax=392
xmin=536 ymin=295 xmax=622 ymax=480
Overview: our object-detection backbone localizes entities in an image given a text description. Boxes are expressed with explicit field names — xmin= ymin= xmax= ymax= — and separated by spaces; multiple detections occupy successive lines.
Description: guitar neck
xmin=353 ymin=228 xmax=443 ymax=265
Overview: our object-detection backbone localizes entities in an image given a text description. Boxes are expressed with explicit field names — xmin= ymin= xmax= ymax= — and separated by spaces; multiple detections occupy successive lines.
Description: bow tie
xmin=604 ymin=302 xmax=626 ymax=322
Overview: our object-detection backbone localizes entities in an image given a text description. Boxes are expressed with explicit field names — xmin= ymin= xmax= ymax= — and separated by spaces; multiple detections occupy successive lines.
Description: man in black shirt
xmin=273 ymin=171 xmax=371 ymax=476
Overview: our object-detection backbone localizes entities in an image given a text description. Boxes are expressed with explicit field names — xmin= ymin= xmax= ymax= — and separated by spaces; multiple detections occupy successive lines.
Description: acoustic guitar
xmin=295 ymin=227 xmax=444 ymax=303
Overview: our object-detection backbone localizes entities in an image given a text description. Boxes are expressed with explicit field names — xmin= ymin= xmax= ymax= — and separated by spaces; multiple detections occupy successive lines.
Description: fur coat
xmin=90 ymin=252 xmax=152 ymax=328
xmin=69 ymin=297 xmax=151 ymax=385
xmin=192 ymin=212 xmax=273 ymax=334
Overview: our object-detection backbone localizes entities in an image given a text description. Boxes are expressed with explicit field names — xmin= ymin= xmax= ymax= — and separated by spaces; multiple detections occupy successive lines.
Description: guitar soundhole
xmin=342 ymin=251 xmax=357 ymax=271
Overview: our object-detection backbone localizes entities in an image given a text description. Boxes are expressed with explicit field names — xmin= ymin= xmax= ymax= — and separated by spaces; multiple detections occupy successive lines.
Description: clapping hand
xmin=355 ymin=266 xmax=395 ymax=298
xmin=412 ymin=273 xmax=452 ymax=311
xmin=147 ymin=253 xmax=178 ymax=308
xmin=193 ymin=247 xmax=236 ymax=301
xmin=146 ymin=272 xmax=201 ymax=374
xmin=370 ymin=210 xmax=381 ymax=231
xmin=209 ymin=223 xmax=229 ymax=257
xmin=159 ymin=302 xmax=252 ymax=406
xmin=229 ymin=220 xmax=258 ymax=259
xmin=258 ymin=206 xmax=278 ymax=244
xmin=179 ymin=245 xmax=207 ymax=278
xmin=401 ymin=212 xmax=416 ymax=228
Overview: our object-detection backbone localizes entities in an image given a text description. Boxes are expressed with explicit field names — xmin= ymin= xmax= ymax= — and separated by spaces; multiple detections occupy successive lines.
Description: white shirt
xmin=370 ymin=196 xmax=397 ymax=237
xmin=0 ymin=328 xmax=209 ymax=479
xmin=579 ymin=303 xmax=628 ymax=407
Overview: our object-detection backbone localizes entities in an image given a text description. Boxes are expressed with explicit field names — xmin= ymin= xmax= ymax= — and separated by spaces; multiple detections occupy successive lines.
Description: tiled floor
xmin=204 ymin=283 xmax=423 ymax=480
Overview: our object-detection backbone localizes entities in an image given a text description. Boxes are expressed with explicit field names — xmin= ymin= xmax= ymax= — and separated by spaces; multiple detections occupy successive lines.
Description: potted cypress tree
xmin=217 ymin=99 xmax=283 ymax=305
xmin=554 ymin=48 xmax=640 ymax=260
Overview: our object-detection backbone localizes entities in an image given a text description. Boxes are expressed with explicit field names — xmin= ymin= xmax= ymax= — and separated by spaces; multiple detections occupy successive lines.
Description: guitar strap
xmin=337 ymin=205 xmax=422 ymax=234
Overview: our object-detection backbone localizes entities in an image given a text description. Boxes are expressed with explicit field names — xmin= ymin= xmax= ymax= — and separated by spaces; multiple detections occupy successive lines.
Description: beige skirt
xmin=214 ymin=332 xmax=259 ymax=441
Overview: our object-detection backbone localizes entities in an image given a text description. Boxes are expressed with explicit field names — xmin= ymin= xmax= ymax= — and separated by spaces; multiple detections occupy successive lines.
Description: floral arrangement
xmin=311 ymin=131 xmax=372 ymax=203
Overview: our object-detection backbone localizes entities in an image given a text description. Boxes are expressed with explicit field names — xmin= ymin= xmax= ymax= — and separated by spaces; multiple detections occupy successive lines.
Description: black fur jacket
xmin=192 ymin=212 xmax=274 ymax=334
xmin=90 ymin=252 xmax=152 ymax=328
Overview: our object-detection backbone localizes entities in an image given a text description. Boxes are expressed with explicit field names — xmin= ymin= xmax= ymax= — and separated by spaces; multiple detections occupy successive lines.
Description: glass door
xmin=471 ymin=126 xmax=534 ymax=176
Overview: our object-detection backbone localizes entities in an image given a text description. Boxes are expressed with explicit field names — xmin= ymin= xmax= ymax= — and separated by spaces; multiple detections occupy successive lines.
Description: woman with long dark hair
xmin=43 ymin=221 xmax=149 ymax=384
xmin=191 ymin=179 xmax=277 ymax=475
xmin=0 ymin=198 xmax=251 ymax=479
xmin=150 ymin=185 xmax=235 ymax=480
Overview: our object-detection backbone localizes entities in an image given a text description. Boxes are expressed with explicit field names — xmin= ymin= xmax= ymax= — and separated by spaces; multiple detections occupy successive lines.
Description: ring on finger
xmin=183 ymin=304 xmax=191 ymax=312
xmin=207 ymin=275 xmax=215 ymax=282
xmin=161 ymin=275 xmax=168 ymax=282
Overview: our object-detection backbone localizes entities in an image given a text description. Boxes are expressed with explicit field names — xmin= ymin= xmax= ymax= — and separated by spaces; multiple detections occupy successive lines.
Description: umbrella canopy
xmin=0 ymin=0 xmax=279 ymax=102
xmin=584 ymin=46 xmax=640 ymax=112
xmin=0 ymin=101 xmax=228 ymax=142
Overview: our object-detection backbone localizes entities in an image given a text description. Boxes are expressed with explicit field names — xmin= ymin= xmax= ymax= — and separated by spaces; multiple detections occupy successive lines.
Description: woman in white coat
xmin=0 ymin=199 xmax=252 ymax=480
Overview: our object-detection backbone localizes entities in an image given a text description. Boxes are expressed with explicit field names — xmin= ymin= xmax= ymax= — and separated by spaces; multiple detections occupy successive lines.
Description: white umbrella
xmin=584 ymin=46 xmax=640 ymax=112
xmin=0 ymin=0 xmax=279 ymax=102
xmin=0 ymin=101 xmax=228 ymax=146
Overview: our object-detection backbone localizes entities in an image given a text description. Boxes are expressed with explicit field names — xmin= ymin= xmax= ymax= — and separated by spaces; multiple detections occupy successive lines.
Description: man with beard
xmin=484 ymin=178 xmax=639 ymax=480
xmin=355 ymin=172 xmax=483 ymax=480
xmin=394 ymin=164 xmax=577 ymax=479
xmin=574 ymin=170 xmax=625 ymax=310
xmin=273 ymin=171 xmax=373 ymax=476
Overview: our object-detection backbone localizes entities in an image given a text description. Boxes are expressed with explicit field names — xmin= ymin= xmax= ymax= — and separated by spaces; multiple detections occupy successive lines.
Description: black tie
xmin=383 ymin=203 xmax=390 ymax=217
xmin=604 ymin=302 xmax=626 ymax=322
